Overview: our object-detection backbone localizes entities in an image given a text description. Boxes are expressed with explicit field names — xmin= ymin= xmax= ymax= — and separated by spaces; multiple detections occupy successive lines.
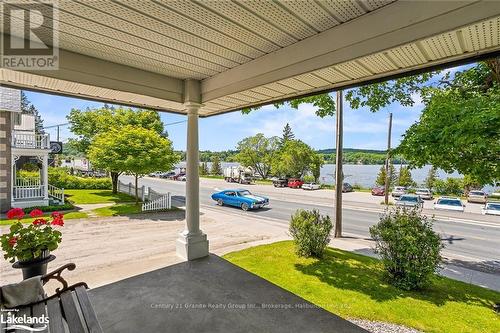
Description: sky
xmin=26 ymin=65 xmax=465 ymax=152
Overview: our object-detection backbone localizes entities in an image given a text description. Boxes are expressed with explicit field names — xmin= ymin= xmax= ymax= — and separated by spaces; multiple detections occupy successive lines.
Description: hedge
xmin=23 ymin=203 xmax=75 ymax=212
xmin=48 ymin=168 xmax=111 ymax=189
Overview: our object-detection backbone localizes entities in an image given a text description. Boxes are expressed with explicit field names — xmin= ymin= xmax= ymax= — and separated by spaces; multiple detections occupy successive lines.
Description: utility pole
xmin=57 ymin=125 xmax=60 ymax=142
xmin=384 ymin=112 xmax=393 ymax=205
xmin=334 ymin=90 xmax=343 ymax=238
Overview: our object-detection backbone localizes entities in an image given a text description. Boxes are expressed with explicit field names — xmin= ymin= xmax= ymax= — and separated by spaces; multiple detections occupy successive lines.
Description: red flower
xmin=30 ymin=209 xmax=44 ymax=218
xmin=51 ymin=211 xmax=63 ymax=219
xmin=8 ymin=237 xmax=17 ymax=247
xmin=6 ymin=208 xmax=24 ymax=220
xmin=32 ymin=218 xmax=47 ymax=226
xmin=51 ymin=216 xmax=64 ymax=226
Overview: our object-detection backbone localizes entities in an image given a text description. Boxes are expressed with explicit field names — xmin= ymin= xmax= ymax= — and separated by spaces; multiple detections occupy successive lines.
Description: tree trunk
xmin=111 ymin=172 xmax=119 ymax=193
xmin=135 ymin=174 xmax=139 ymax=204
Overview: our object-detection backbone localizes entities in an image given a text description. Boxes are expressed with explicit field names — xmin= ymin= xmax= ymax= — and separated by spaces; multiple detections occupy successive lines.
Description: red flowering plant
xmin=0 ymin=208 xmax=64 ymax=263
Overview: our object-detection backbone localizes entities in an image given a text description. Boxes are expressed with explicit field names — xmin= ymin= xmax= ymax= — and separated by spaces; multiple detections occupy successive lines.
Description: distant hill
xmin=317 ymin=148 xmax=386 ymax=154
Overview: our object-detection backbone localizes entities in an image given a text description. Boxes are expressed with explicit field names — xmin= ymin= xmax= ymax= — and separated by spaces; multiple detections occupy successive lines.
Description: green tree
xmin=272 ymin=140 xmax=316 ymax=178
xmin=88 ymin=126 xmax=178 ymax=202
xmin=396 ymin=60 xmax=500 ymax=184
xmin=375 ymin=164 xmax=397 ymax=187
xmin=310 ymin=154 xmax=324 ymax=183
xmin=67 ymin=107 xmax=165 ymax=154
xmin=199 ymin=162 xmax=209 ymax=176
xmin=281 ymin=123 xmax=295 ymax=145
xmin=398 ymin=166 xmax=416 ymax=187
xmin=425 ymin=166 xmax=438 ymax=190
xmin=67 ymin=107 xmax=166 ymax=192
xmin=210 ymin=156 xmax=222 ymax=175
xmin=235 ymin=134 xmax=280 ymax=179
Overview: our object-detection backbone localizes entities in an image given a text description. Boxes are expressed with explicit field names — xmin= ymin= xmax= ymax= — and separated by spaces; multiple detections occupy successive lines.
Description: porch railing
xmin=13 ymin=185 xmax=44 ymax=199
xmin=15 ymin=177 xmax=41 ymax=187
xmin=48 ymin=184 xmax=65 ymax=204
xmin=12 ymin=132 xmax=50 ymax=149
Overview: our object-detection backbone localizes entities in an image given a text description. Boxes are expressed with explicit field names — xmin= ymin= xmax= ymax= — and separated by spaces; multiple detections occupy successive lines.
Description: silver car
xmin=482 ymin=202 xmax=500 ymax=216
xmin=415 ymin=188 xmax=433 ymax=200
xmin=396 ymin=194 xmax=424 ymax=209
xmin=434 ymin=197 xmax=465 ymax=212
xmin=467 ymin=190 xmax=487 ymax=204
xmin=391 ymin=186 xmax=407 ymax=198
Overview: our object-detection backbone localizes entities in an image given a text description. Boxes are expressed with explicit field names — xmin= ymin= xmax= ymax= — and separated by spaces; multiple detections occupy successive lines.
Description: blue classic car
xmin=211 ymin=189 xmax=269 ymax=211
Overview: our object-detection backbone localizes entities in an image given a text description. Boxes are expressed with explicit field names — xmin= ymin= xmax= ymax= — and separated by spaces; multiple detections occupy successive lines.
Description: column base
xmin=176 ymin=231 xmax=209 ymax=261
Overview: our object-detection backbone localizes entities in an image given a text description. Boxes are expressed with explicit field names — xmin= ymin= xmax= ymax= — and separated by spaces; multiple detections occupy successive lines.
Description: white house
xmin=0 ymin=87 xmax=64 ymax=209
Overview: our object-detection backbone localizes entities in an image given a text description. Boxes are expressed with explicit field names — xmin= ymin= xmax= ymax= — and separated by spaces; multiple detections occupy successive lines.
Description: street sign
xmin=50 ymin=141 xmax=63 ymax=154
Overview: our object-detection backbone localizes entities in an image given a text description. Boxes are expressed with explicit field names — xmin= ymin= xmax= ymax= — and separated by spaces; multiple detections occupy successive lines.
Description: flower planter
xmin=13 ymin=250 xmax=55 ymax=280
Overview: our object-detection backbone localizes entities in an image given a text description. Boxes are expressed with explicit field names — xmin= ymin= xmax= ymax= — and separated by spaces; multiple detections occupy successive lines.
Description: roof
xmin=1 ymin=0 xmax=500 ymax=116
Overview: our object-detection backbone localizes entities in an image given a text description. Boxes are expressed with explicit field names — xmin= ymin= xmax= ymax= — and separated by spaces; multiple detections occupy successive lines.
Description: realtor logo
xmin=1 ymin=0 xmax=59 ymax=70
xmin=1 ymin=310 xmax=49 ymax=332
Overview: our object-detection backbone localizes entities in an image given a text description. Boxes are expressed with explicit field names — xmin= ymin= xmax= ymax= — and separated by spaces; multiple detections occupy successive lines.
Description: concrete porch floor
xmin=89 ymin=254 xmax=367 ymax=333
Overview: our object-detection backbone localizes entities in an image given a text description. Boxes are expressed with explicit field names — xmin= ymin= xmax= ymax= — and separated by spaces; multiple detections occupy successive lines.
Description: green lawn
xmin=92 ymin=203 xmax=142 ymax=216
xmin=1 ymin=211 xmax=89 ymax=225
xmin=223 ymin=241 xmax=500 ymax=333
xmin=65 ymin=189 xmax=136 ymax=204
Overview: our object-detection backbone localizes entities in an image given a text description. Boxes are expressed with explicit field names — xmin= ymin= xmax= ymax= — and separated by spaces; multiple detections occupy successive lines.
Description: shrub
xmin=303 ymin=175 xmax=315 ymax=183
xmin=48 ymin=167 xmax=111 ymax=189
xmin=289 ymin=209 xmax=333 ymax=258
xmin=369 ymin=208 xmax=443 ymax=290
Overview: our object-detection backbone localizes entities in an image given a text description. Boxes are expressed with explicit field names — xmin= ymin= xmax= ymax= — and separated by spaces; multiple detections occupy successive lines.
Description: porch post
xmin=42 ymin=154 xmax=49 ymax=200
xmin=176 ymin=80 xmax=208 ymax=260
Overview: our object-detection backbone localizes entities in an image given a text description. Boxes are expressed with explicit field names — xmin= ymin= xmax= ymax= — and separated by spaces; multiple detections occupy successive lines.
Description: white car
xmin=391 ymin=186 xmax=407 ymax=197
xmin=434 ymin=197 xmax=465 ymax=212
xmin=302 ymin=183 xmax=320 ymax=190
xmin=482 ymin=202 xmax=500 ymax=216
xmin=415 ymin=188 xmax=433 ymax=200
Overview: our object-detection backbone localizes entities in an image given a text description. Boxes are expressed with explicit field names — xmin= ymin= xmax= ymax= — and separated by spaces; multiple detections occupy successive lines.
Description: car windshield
xmin=469 ymin=191 xmax=484 ymax=195
xmin=237 ymin=190 xmax=252 ymax=196
xmin=401 ymin=196 xmax=418 ymax=202
xmin=486 ymin=203 xmax=500 ymax=211
xmin=437 ymin=199 xmax=462 ymax=206
xmin=416 ymin=189 xmax=429 ymax=193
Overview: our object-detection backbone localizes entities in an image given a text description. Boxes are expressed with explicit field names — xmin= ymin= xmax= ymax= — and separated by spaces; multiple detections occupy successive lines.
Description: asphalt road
xmin=121 ymin=176 xmax=500 ymax=273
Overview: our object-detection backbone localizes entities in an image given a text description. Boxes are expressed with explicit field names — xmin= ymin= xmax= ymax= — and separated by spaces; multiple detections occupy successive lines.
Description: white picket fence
xmin=142 ymin=193 xmax=171 ymax=212
xmin=117 ymin=180 xmax=171 ymax=212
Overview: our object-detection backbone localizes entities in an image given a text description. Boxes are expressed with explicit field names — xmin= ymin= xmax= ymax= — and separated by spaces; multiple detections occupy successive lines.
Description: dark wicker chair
xmin=1 ymin=263 xmax=102 ymax=333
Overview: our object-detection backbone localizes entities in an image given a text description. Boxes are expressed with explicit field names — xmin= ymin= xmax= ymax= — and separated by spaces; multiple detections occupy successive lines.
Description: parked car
xmin=211 ymin=189 xmax=269 ymax=211
xmin=159 ymin=171 xmax=176 ymax=178
xmin=173 ymin=172 xmax=186 ymax=180
xmin=302 ymin=183 xmax=320 ymax=190
xmin=342 ymin=183 xmax=353 ymax=193
xmin=391 ymin=186 xmax=407 ymax=197
xmin=434 ymin=197 xmax=465 ymax=212
xmin=371 ymin=186 xmax=385 ymax=196
xmin=415 ymin=188 xmax=433 ymax=200
xmin=272 ymin=178 xmax=288 ymax=188
xmin=482 ymin=202 xmax=500 ymax=216
xmin=395 ymin=194 xmax=424 ymax=209
xmin=148 ymin=171 xmax=161 ymax=177
xmin=288 ymin=178 xmax=304 ymax=189
xmin=467 ymin=190 xmax=488 ymax=204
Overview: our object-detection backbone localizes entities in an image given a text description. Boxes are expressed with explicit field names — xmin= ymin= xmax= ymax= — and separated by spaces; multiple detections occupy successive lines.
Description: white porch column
xmin=42 ymin=154 xmax=49 ymax=200
xmin=176 ymin=102 xmax=209 ymax=260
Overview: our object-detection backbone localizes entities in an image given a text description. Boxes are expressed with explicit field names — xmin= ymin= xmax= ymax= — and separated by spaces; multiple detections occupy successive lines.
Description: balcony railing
xmin=12 ymin=132 xmax=50 ymax=149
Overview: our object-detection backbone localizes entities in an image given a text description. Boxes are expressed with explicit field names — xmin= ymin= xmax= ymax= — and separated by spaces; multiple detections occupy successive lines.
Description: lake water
xmin=175 ymin=162 xmax=473 ymax=188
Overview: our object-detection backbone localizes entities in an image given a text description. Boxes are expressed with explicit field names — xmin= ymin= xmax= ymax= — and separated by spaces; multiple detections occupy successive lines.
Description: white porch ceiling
xmin=1 ymin=0 xmax=500 ymax=116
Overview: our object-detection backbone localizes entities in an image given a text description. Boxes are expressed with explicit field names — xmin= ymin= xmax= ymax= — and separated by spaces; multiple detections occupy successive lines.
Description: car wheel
xmin=241 ymin=203 xmax=249 ymax=211
xmin=217 ymin=199 xmax=224 ymax=206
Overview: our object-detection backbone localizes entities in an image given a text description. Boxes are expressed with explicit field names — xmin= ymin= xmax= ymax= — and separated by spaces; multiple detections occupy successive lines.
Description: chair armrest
xmin=42 ymin=263 xmax=79 ymax=293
